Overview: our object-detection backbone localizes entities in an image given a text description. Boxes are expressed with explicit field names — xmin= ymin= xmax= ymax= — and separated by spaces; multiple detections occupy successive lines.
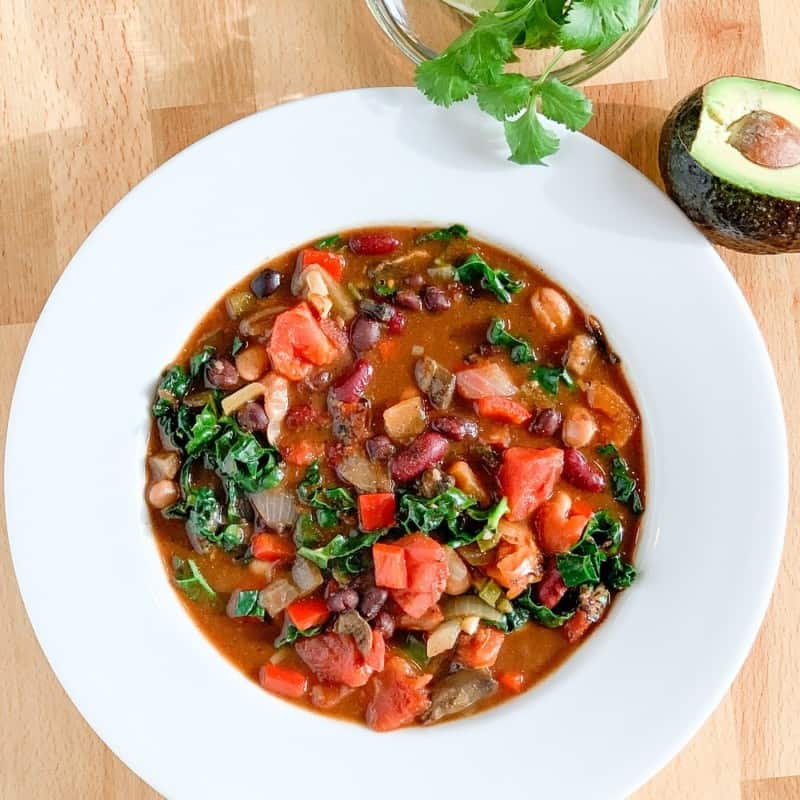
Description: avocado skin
xmin=659 ymin=86 xmax=800 ymax=254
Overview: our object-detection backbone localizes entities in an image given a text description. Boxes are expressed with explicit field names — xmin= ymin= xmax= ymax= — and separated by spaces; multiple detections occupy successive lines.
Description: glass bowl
xmin=366 ymin=0 xmax=661 ymax=86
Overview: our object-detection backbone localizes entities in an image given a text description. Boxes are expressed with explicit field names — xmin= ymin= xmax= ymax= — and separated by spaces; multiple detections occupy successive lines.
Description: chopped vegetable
xmin=259 ymin=663 xmax=307 ymax=698
xmin=286 ymin=597 xmax=331 ymax=631
xmin=497 ymin=671 xmax=525 ymax=693
xmin=357 ymin=493 xmax=397 ymax=532
xmin=447 ymin=460 xmax=490 ymax=506
xmin=533 ymin=364 xmax=575 ymax=396
xmin=454 ymin=253 xmax=523 ymax=303
xmin=475 ymin=396 xmax=532 ymax=425
xmin=251 ymin=532 xmax=296 ymax=562
xmin=249 ymin=488 xmax=297 ymax=530
xmin=390 ymin=533 xmax=448 ymax=619
xmin=382 ymin=396 xmax=427 ymax=441
xmin=172 ymin=556 xmax=216 ymax=601
xmin=422 ymin=668 xmax=497 ymax=724
xmin=295 ymin=631 xmax=376 ymax=688
xmin=259 ymin=578 xmax=299 ymax=617
xmin=274 ymin=622 xmax=323 ymax=649
xmin=498 ymin=446 xmax=564 ymax=521
xmin=300 ymin=248 xmax=346 ymax=281
xmin=365 ymin=656 xmax=432 ymax=731
xmin=297 ymin=530 xmax=383 ymax=570
xmin=416 ymin=224 xmax=468 ymax=243
xmin=455 ymin=362 xmax=517 ymax=399
xmin=486 ymin=318 xmax=536 ymax=363
xmin=315 ymin=233 xmax=342 ymax=249
xmin=536 ymin=491 xmax=590 ymax=554
xmin=226 ymin=589 xmax=265 ymax=619
xmin=440 ymin=594 xmax=504 ymax=625
xmin=597 ymin=443 xmax=644 ymax=513
xmin=587 ymin=381 xmax=638 ymax=446
xmin=456 ymin=626 xmax=505 ymax=669
xmin=398 ymin=487 xmax=476 ymax=534
xmin=373 ymin=542 xmax=408 ymax=589
xmin=426 ymin=618 xmax=463 ymax=657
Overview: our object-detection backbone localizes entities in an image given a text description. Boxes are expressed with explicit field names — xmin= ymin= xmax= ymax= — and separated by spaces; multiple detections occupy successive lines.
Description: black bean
xmin=366 ymin=435 xmax=396 ymax=462
xmin=360 ymin=299 xmax=395 ymax=322
xmin=395 ymin=290 xmax=423 ymax=311
xmin=350 ymin=314 xmax=381 ymax=352
xmin=373 ymin=611 xmax=395 ymax=638
xmin=250 ymin=268 xmax=282 ymax=298
xmin=206 ymin=358 xmax=238 ymax=389
xmin=422 ymin=285 xmax=451 ymax=312
xmin=530 ymin=408 xmax=563 ymax=437
xmin=237 ymin=401 xmax=268 ymax=432
xmin=327 ymin=587 xmax=360 ymax=613
xmin=431 ymin=416 xmax=479 ymax=441
xmin=359 ymin=587 xmax=388 ymax=620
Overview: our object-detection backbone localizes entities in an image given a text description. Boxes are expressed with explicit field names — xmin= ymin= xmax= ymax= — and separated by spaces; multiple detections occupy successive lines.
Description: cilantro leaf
xmin=476 ymin=74 xmax=533 ymax=120
xmin=532 ymin=364 xmax=575 ymax=395
xmin=316 ymin=234 xmax=342 ymax=249
xmin=539 ymin=77 xmax=593 ymax=130
xmin=454 ymin=253 xmax=524 ymax=303
xmin=516 ymin=1 xmax=562 ymax=48
xmin=416 ymin=224 xmax=469 ymax=243
xmin=416 ymin=53 xmax=474 ymax=107
xmin=559 ymin=0 xmax=639 ymax=54
xmin=504 ymin=104 xmax=560 ymax=165
xmin=487 ymin=317 xmax=536 ymax=363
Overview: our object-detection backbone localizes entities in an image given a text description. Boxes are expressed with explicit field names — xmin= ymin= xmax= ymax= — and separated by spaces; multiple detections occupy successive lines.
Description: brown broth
xmin=146 ymin=226 xmax=645 ymax=727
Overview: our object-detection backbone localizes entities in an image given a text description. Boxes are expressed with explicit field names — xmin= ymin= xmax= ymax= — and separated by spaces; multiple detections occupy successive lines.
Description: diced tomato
xmin=295 ymin=632 xmax=374 ymax=688
xmin=251 ymin=533 xmax=295 ymax=562
xmin=363 ymin=630 xmax=386 ymax=672
xmin=281 ymin=440 xmax=324 ymax=466
xmin=359 ymin=493 xmax=397 ymax=531
xmin=395 ymin=604 xmax=444 ymax=632
xmin=571 ymin=498 xmax=594 ymax=518
xmin=268 ymin=302 xmax=344 ymax=381
xmin=538 ymin=568 xmax=567 ymax=609
xmin=310 ymin=683 xmax=354 ymax=709
xmin=536 ymin=491 xmax=589 ymax=554
xmin=300 ymin=248 xmax=345 ymax=281
xmin=485 ymin=520 xmax=543 ymax=599
xmin=365 ymin=656 xmax=432 ymax=732
xmin=456 ymin=626 xmax=505 ymax=669
xmin=564 ymin=609 xmax=592 ymax=643
xmin=497 ymin=671 xmax=526 ymax=693
xmin=390 ymin=533 xmax=448 ymax=618
xmin=286 ymin=597 xmax=330 ymax=631
xmin=258 ymin=663 xmax=307 ymax=698
xmin=475 ymin=396 xmax=532 ymax=425
xmin=373 ymin=542 xmax=408 ymax=589
xmin=498 ymin=446 xmax=564 ymax=521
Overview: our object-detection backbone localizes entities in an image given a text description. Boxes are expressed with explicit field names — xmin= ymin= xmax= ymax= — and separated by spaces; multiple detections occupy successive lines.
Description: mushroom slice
xmin=334 ymin=610 xmax=373 ymax=656
xmin=422 ymin=669 xmax=498 ymax=724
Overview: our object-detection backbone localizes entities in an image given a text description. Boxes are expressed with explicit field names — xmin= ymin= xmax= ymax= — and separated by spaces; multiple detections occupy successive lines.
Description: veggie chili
xmin=146 ymin=226 xmax=645 ymax=730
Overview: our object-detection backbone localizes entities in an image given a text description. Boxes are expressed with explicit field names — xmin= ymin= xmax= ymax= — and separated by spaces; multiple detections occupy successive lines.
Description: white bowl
xmin=5 ymin=88 xmax=788 ymax=799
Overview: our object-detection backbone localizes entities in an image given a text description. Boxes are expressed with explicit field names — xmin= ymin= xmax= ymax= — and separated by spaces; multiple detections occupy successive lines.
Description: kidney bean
xmin=237 ymin=401 xmax=268 ymax=432
xmin=391 ymin=432 xmax=450 ymax=483
xmin=326 ymin=587 xmax=360 ymax=613
xmin=359 ymin=587 xmax=388 ymax=620
xmin=530 ymin=408 xmax=562 ymax=437
xmin=373 ymin=611 xmax=395 ymax=638
xmin=350 ymin=314 xmax=381 ymax=352
xmin=349 ymin=233 xmax=401 ymax=256
xmin=563 ymin=447 xmax=606 ymax=492
xmin=431 ymin=416 xmax=479 ymax=441
xmin=422 ymin=285 xmax=451 ymax=312
xmin=206 ymin=358 xmax=238 ymax=389
xmin=396 ymin=290 xmax=423 ymax=311
xmin=387 ymin=309 xmax=407 ymax=335
xmin=366 ymin=435 xmax=396 ymax=462
xmin=403 ymin=273 xmax=425 ymax=289
xmin=250 ymin=268 xmax=282 ymax=298
xmin=538 ymin=568 xmax=567 ymax=609
xmin=329 ymin=359 xmax=374 ymax=403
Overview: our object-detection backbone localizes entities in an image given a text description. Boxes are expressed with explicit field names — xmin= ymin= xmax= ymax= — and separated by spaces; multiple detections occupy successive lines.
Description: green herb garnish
xmin=399 ymin=487 xmax=477 ymax=535
xmin=172 ymin=556 xmax=216 ymax=601
xmin=297 ymin=460 xmax=356 ymax=528
xmin=297 ymin=531 xmax=384 ymax=570
xmin=231 ymin=336 xmax=245 ymax=356
xmin=498 ymin=587 xmax=575 ymax=631
xmin=228 ymin=589 xmax=265 ymax=620
xmin=532 ymin=364 xmax=575 ymax=396
xmin=597 ymin=443 xmax=644 ymax=513
xmin=189 ymin=345 xmax=215 ymax=379
xmin=602 ymin=555 xmax=637 ymax=589
xmin=415 ymin=0 xmax=639 ymax=165
xmin=397 ymin=633 xmax=429 ymax=668
xmin=454 ymin=253 xmax=524 ymax=303
xmin=274 ymin=624 xmax=324 ymax=648
xmin=316 ymin=233 xmax=343 ymax=249
xmin=487 ymin=318 xmax=536 ymax=363
xmin=417 ymin=224 xmax=469 ymax=243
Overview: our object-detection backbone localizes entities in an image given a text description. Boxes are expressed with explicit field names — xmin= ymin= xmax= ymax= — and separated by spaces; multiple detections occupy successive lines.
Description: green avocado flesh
xmin=692 ymin=77 xmax=800 ymax=201
xmin=660 ymin=76 xmax=800 ymax=254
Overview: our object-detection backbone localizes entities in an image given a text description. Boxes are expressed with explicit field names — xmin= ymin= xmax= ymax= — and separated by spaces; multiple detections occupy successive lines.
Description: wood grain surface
xmin=1 ymin=1 xmax=798 ymax=797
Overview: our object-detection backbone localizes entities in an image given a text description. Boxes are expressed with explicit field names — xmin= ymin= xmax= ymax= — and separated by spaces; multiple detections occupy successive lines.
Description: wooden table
xmin=1 ymin=1 xmax=797 ymax=797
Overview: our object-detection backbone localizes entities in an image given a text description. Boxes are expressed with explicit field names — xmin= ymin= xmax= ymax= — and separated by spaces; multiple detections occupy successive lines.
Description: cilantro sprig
xmin=415 ymin=0 xmax=640 ymax=164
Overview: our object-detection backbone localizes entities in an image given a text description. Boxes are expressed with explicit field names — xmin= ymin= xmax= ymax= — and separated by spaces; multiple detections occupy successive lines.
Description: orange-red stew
xmin=146 ymin=226 xmax=644 ymax=730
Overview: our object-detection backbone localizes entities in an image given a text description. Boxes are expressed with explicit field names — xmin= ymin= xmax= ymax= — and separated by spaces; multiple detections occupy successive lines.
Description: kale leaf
xmin=597 ymin=443 xmax=644 ymax=513
xmin=454 ymin=253 xmax=524 ymax=303
xmin=172 ymin=555 xmax=216 ymax=601
xmin=398 ymin=487 xmax=477 ymax=535
xmin=297 ymin=531 xmax=384 ymax=570
xmin=416 ymin=224 xmax=469 ymax=243
xmin=487 ymin=318 xmax=536 ymax=363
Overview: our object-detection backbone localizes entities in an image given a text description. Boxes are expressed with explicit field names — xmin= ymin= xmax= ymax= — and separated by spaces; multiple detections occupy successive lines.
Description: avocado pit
xmin=727 ymin=110 xmax=800 ymax=168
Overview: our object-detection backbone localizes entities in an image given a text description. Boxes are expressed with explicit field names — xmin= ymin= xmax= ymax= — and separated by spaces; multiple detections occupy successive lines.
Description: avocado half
xmin=659 ymin=76 xmax=800 ymax=254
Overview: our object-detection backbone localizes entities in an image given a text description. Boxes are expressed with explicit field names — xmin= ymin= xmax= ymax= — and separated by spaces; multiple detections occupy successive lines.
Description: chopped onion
xmin=411 ymin=345 xmax=425 ymax=357
xmin=460 ymin=615 xmax=480 ymax=635
xmin=426 ymin=619 xmax=462 ymax=657
xmin=427 ymin=265 xmax=455 ymax=281
xmin=239 ymin=305 xmax=287 ymax=338
xmin=259 ymin=578 xmax=299 ymax=618
xmin=262 ymin=373 xmax=289 ymax=446
xmin=444 ymin=547 xmax=470 ymax=595
xmin=440 ymin=595 xmax=504 ymax=624
xmin=249 ymin=487 xmax=297 ymax=530
xmin=292 ymin=557 xmax=324 ymax=597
